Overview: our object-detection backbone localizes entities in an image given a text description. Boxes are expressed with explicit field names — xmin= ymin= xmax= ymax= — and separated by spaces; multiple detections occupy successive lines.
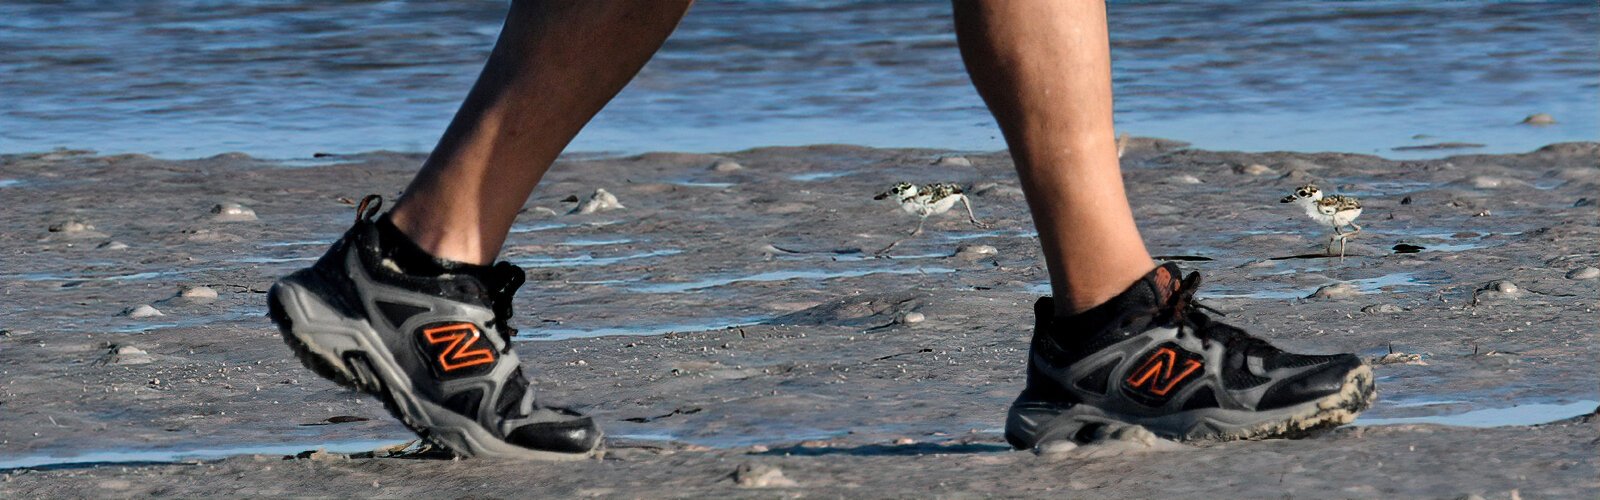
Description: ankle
xmin=385 ymin=209 xmax=495 ymax=266
xmin=1050 ymin=265 xmax=1156 ymax=317
xmin=375 ymin=214 xmax=492 ymax=276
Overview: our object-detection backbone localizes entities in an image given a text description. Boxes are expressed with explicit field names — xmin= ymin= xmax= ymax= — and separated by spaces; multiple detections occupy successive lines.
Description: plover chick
xmin=873 ymin=181 xmax=990 ymax=255
xmin=1280 ymin=184 xmax=1363 ymax=259
xmin=874 ymin=182 xmax=990 ymax=236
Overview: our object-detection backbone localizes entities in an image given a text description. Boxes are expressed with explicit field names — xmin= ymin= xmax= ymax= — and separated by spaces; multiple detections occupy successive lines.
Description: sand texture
xmin=1 ymin=141 xmax=1596 ymax=498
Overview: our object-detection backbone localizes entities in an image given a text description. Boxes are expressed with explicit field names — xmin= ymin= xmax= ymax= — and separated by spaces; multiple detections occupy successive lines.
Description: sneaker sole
xmin=1006 ymin=363 xmax=1375 ymax=449
xmin=268 ymin=280 xmax=599 ymax=461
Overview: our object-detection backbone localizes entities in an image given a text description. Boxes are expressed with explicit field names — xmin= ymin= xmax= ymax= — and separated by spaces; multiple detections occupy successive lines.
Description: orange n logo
xmin=421 ymin=323 xmax=496 ymax=372
xmin=1125 ymin=346 xmax=1203 ymax=397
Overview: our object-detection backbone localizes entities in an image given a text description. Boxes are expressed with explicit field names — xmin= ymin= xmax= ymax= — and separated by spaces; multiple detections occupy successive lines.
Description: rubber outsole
xmin=267 ymin=283 xmax=599 ymax=461
xmin=1006 ymin=364 xmax=1377 ymax=449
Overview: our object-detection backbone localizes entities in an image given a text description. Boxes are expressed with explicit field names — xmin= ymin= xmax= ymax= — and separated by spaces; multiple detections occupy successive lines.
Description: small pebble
xmin=97 ymin=241 xmax=130 ymax=250
xmin=181 ymin=286 xmax=219 ymax=298
xmin=708 ymin=159 xmax=744 ymax=172
xmin=1234 ymin=164 xmax=1275 ymax=176
xmin=105 ymin=345 xmax=154 ymax=365
xmin=1164 ymin=174 xmax=1203 ymax=184
xmin=1467 ymin=176 xmax=1516 ymax=189
xmin=1565 ymin=267 xmax=1600 ymax=280
xmin=955 ymin=244 xmax=998 ymax=259
xmin=733 ymin=464 xmax=797 ymax=488
xmin=210 ymin=202 xmax=258 ymax=222
xmin=123 ymin=304 xmax=164 ymax=318
xmin=935 ymin=156 xmax=973 ymax=168
xmin=1519 ymin=113 xmax=1556 ymax=125
xmin=893 ymin=437 xmax=916 ymax=445
xmin=180 ymin=286 xmax=219 ymax=302
xmin=569 ymin=188 xmax=625 ymax=214
xmin=1361 ymin=304 xmax=1405 ymax=314
xmin=1485 ymin=280 xmax=1519 ymax=294
xmin=1036 ymin=441 xmax=1079 ymax=456
xmin=295 ymin=449 xmax=343 ymax=461
xmin=48 ymin=220 xmax=94 ymax=233
xmin=748 ymin=444 xmax=769 ymax=453
xmin=1371 ymin=352 xmax=1427 ymax=366
xmin=897 ymin=311 xmax=926 ymax=325
xmin=1307 ymin=283 xmax=1359 ymax=300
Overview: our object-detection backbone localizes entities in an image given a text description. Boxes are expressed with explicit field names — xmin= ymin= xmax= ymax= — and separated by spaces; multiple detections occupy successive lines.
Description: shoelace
xmin=485 ymin=262 xmax=527 ymax=353
xmin=1161 ymin=272 xmax=1269 ymax=357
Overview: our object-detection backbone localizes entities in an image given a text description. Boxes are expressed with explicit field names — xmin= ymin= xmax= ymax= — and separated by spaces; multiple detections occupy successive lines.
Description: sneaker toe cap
xmin=506 ymin=416 xmax=602 ymax=454
xmin=1256 ymin=354 xmax=1363 ymax=411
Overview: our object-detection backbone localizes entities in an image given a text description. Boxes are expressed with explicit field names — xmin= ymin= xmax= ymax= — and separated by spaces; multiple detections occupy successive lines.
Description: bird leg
xmin=1336 ymin=222 xmax=1360 ymax=262
xmin=909 ymin=217 xmax=927 ymax=237
xmin=958 ymin=195 xmax=990 ymax=229
xmin=877 ymin=218 xmax=928 ymax=256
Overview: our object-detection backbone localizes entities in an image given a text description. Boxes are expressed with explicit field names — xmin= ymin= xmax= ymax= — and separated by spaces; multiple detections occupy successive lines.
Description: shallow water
xmin=2 ymin=1 xmax=1592 ymax=158
xmin=515 ymin=249 xmax=682 ymax=268
xmin=520 ymin=316 xmax=769 ymax=341
xmin=630 ymin=266 xmax=956 ymax=293
xmin=1357 ymin=400 xmax=1598 ymax=428
xmin=3 ymin=269 xmax=192 ymax=283
xmin=560 ymin=237 xmax=635 ymax=247
xmin=666 ymin=180 xmax=736 ymax=189
xmin=0 ymin=438 xmax=409 ymax=471
xmin=790 ymin=171 xmax=859 ymax=182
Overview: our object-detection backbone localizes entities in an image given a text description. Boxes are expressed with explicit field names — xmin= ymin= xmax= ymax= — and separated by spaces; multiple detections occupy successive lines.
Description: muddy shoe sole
xmin=267 ymin=280 xmax=598 ymax=461
xmin=1007 ymin=364 xmax=1376 ymax=448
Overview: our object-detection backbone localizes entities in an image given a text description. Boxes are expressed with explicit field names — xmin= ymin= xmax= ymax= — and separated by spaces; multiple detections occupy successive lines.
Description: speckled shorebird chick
xmin=874 ymin=182 xmax=990 ymax=236
xmin=1280 ymin=184 xmax=1363 ymax=259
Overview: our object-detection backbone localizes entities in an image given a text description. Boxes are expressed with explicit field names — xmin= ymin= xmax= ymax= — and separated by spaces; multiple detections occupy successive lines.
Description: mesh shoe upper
xmin=290 ymin=196 xmax=599 ymax=454
xmin=1023 ymin=263 xmax=1365 ymax=418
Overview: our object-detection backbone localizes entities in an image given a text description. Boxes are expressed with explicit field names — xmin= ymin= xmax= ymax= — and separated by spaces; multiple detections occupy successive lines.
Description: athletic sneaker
xmin=267 ymin=195 xmax=601 ymax=460
xmin=1006 ymin=263 xmax=1375 ymax=449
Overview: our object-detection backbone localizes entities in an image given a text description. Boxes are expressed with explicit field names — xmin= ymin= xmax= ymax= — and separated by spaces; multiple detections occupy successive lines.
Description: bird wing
xmin=1326 ymin=194 xmax=1362 ymax=211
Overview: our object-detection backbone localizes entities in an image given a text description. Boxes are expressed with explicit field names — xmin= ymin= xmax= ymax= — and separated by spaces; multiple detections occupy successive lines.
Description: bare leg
xmin=389 ymin=0 xmax=693 ymax=264
xmin=953 ymin=0 xmax=1155 ymax=315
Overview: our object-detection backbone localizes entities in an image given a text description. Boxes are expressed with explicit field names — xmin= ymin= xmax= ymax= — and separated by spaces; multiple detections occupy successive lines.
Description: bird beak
xmin=874 ymin=192 xmax=890 ymax=200
xmin=1280 ymin=195 xmax=1295 ymax=203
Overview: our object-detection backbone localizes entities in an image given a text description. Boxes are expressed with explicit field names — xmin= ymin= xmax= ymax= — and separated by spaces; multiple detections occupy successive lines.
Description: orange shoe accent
xmin=1126 ymin=346 xmax=1203 ymax=396
xmin=422 ymin=323 xmax=496 ymax=372
xmin=1152 ymin=265 xmax=1176 ymax=302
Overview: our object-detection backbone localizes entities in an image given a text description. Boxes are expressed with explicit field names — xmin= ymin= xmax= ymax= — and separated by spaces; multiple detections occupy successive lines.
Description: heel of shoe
xmin=1007 ymin=397 xmax=1105 ymax=451
xmin=268 ymin=283 xmax=363 ymax=389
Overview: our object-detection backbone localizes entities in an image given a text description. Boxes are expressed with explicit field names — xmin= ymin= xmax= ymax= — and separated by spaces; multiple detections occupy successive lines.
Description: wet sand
xmin=1 ymin=141 xmax=1596 ymax=497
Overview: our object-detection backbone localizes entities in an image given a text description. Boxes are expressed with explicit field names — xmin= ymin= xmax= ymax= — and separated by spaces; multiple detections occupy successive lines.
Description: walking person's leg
xmin=269 ymin=0 xmax=692 ymax=459
xmin=951 ymin=0 xmax=1375 ymax=447
xmin=393 ymin=1 xmax=694 ymax=265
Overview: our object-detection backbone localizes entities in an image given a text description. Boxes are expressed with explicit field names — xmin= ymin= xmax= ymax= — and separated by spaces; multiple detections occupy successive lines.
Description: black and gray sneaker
xmin=267 ymin=195 xmax=601 ymax=460
xmin=1006 ymin=263 xmax=1375 ymax=449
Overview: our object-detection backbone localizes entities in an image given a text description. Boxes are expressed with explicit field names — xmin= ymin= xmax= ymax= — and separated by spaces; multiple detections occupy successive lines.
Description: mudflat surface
xmin=1 ymin=141 xmax=1596 ymax=498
